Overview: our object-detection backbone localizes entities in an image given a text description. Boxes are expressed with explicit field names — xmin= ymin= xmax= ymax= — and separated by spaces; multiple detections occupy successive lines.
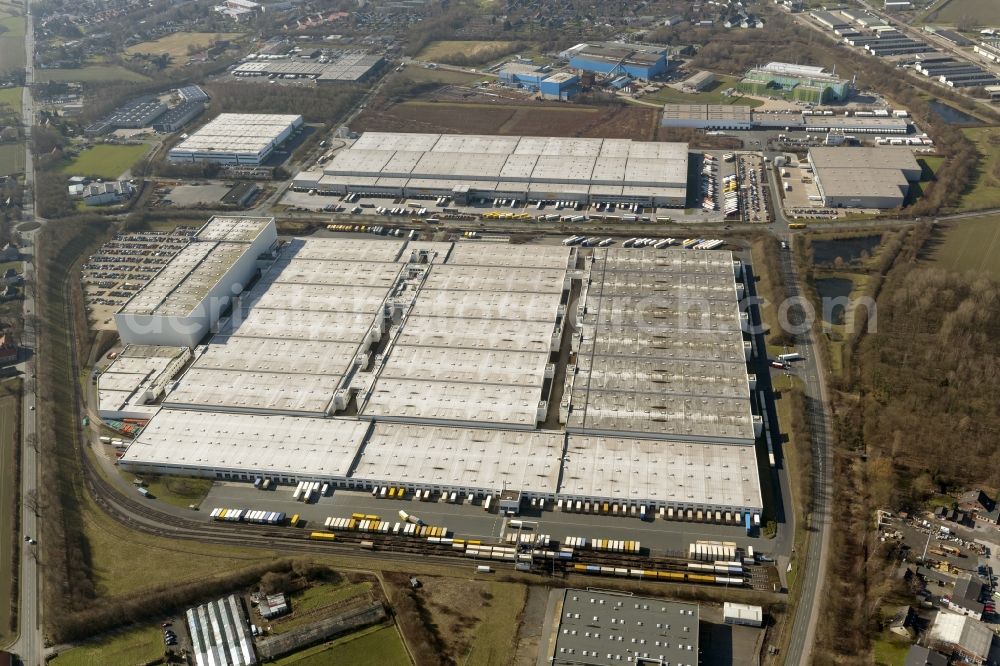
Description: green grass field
xmin=0 ymin=384 xmax=19 ymax=645
xmin=61 ymin=144 xmax=149 ymax=179
xmin=0 ymin=142 xmax=24 ymax=174
xmin=417 ymin=40 xmax=518 ymax=62
xmin=0 ymin=86 xmax=22 ymax=119
xmin=0 ymin=35 xmax=24 ymax=71
xmin=273 ymin=625 xmax=410 ymax=665
xmin=126 ymin=31 xmax=241 ymax=58
xmin=36 ymin=66 xmax=150 ymax=83
xmin=957 ymin=127 xmax=1000 ymax=211
xmin=49 ymin=625 xmax=164 ymax=666
xmin=873 ymin=632 xmax=910 ymax=666
xmin=398 ymin=66 xmax=484 ymax=86
xmin=118 ymin=469 xmax=213 ymax=509
xmin=926 ymin=215 xmax=1000 ymax=278
xmin=464 ymin=582 xmax=525 ymax=663
xmin=640 ymin=76 xmax=765 ymax=108
xmin=0 ymin=14 xmax=24 ymax=37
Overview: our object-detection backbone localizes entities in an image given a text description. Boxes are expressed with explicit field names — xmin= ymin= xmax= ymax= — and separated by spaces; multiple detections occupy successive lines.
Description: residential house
xmin=889 ymin=606 xmax=919 ymax=639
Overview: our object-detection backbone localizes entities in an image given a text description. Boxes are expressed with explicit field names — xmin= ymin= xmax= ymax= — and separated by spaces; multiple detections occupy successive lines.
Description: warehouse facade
xmin=119 ymin=236 xmax=764 ymax=518
xmin=169 ymin=113 xmax=303 ymax=165
xmin=293 ymin=132 xmax=688 ymax=207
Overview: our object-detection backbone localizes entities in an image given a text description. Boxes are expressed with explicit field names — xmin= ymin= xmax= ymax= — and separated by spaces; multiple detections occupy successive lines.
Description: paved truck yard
xmin=201 ymin=485 xmax=766 ymax=556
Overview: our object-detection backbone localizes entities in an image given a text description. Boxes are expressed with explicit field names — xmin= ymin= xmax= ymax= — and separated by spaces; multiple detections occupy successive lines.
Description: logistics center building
xmin=809 ymin=146 xmax=921 ymax=208
xmin=118 ymin=232 xmax=764 ymax=518
xmin=168 ymin=113 xmax=303 ymax=165
xmin=293 ymin=132 xmax=688 ymax=207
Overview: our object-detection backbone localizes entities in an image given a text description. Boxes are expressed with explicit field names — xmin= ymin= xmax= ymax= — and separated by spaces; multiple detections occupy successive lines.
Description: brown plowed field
xmin=354 ymin=101 xmax=659 ymax=140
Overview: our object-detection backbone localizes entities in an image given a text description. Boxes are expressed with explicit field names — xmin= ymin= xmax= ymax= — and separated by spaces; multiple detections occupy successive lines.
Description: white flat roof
xmin=97 ymin=345 xmax=189 ymax=417
xmin=397 ymin=315 xmax=557 ymax=354
xmin=421 ymin=265 xmax=566 ymax=293
xmin=352 ymin=423 xmax=563 ymax=494
xmin=170 ymin=113 xmax=300 ymax=156
xmin=408 ymin=289 xmax=562 ymax=322
xmin=568 ymin=248 xmax=755 ymax=443
xmin=119 ymin=217 xmax=273 ymax=317
xmin=191 ymin=336 xmax=359 ymax=376
xmin=311 ymin=132 xmax=688 ymax=194
xmin=222 ymin=308 xmax=376 ymax=342
xmin=363 ymin=378 xmax=543 ymax=427
xmin=379 ymin=345 xmax=550 ymax=386
xmin=164 ymin=367 xmax=342 ymax=414
xmin=446 ymin=243 xmax=571 ymax=269
xmin=122 ymin=410 xmax=368 ymax=477
xmin=561 ymin=435 xmax=762 ymax=509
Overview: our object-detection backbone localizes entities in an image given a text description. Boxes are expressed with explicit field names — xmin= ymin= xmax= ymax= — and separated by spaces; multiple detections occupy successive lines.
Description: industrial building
xmin=153 ymin=100 xmax=206 ymax=133
xmin=928 ymin=612 xmax=993 ymax=664
xmin=723 ymin=602 xmax=764 ymax=627
xmin=231 ymin=52 xmax=384 ymax=82
xmin=563 ymin=42 xmax=668 ymax=80
xmin=660 ymin=105 xmax=908 ymax=134
xmin=737 ymin=62 xmax=850 ymax=103
xmin=661 ymin=104 xmax=753 ymax=130
xmin=84 ymin=95 xmax=167 ymax=136
xmin=186 ymin=594 xmax=257 ymax=666
xmin=809 ymin=147 xmax=920 ymax=208
xmin=114 ymin=216 xmax=278 ymax=348
xmin=498 ymin=65 xmax=579 ymax=99
xmin=119 ymin=235 xmax=764 ymax=518
xmin=169 ymin=114 xmax=303 ymax=165
xmin=539 ymin=589 xmax=699 ymax=666
xmin=292 ymin=132 xmax=689 ymax=207
xmin=682 ymin=70 xmax=717 ymax=92
xmin=97 ymin=345 xmax=191 ymax=419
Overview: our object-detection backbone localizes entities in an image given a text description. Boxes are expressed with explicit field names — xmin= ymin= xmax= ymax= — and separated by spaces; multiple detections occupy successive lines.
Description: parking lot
xmin=82 ymin=227 xmax=198 ymax=329
xmin=736 ymin=153 xmax=768 ymax=224
xmin=202 ymin=484 xmax=768 ymax=557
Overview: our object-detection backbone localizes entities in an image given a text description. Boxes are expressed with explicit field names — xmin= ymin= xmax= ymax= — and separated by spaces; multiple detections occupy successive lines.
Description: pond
xmin=928 ymin=100 xmax=983 ymax=126
xmin=815 ymin=277 xmax=855 ymax=325
xmin=812 ymin=235 xmax=881 ymax=266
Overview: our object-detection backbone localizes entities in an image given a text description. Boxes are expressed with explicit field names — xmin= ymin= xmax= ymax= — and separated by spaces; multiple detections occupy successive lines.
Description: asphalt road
xmin=9 ymin=4 xmax=46 ymax=664
xmin=765 ymin=174 xmax=835 ymax=665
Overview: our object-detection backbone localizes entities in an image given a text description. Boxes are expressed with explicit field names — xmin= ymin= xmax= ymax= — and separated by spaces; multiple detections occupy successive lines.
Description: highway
xmin=9 ymin=2 xmax=45 ymax=664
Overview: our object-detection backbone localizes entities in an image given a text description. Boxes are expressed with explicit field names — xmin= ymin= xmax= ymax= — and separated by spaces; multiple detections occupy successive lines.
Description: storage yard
xmin=82 ymin=226 xmax=199 ymax=328
xmin=117 ymin=218 xmax=765 ymax=526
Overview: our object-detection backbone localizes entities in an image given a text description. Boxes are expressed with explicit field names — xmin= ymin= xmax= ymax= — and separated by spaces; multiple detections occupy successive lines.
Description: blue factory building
xmin=565 ymin=42 xmax=668 ymax=80
xmin=499 ymin=64 xmax=579 ymax=99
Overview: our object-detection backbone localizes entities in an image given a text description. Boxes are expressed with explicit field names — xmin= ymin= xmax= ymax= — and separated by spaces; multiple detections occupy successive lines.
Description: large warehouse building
xmin=809 ymin=146 xmax=920 ymax=208
xmin=114 ymin=216 xmax=278 ymax=347
xmin=293 ymin=132 xmax=689 ymax=207
xmin=168 ymin=113 xmax=303 ymax=165
xmin=118 ymin=234 xmax=764 ymax=518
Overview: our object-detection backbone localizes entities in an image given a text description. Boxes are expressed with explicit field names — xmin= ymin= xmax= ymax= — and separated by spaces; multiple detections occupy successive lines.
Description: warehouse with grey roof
xmin=293 ymin=132 xmax=689 ymax=207
xmin=118 ymin=231 xmax=764 ymax=518
xmin=809 ymin=146 xmax=921 ymax=208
